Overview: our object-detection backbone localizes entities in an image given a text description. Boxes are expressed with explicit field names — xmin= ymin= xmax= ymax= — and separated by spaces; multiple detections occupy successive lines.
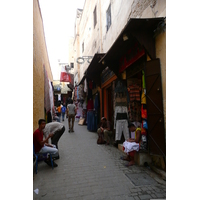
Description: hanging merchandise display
xmin=126 ymin=70 xmax=149 ymax=151
xmin=86 ymin=79 xmax=98 ymax=132
xmin=84 ymin=78 xmax=88 ymax=93
xmin=141 ymin=88 xmax=146 ymax=104
xmin=141 ymin=104 xmax=147 ymax=119
xmin=141 ymin=70 xmax=147 ymax=104
xmin=140 ymin=71 xmax=148 ymax=150
xmin=127 ymin=77 xmax=141 ymax=122
xmin=142 ymin=120 xmax=148 ymax=129
xmin=142 ymin=70 xmax=146 ymax=89
xmin=114 ymin=80 xmax=129 ymax=141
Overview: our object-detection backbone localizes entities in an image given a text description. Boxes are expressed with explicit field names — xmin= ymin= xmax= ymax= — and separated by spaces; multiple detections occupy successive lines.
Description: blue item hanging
xmin=143 ymin=120 xmax=148 ymax=129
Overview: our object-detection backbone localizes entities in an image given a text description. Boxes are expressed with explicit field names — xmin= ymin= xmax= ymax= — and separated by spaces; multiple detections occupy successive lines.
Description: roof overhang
xmin=99 ymin=17 xmax=165 ymax=77
xmin=78 ymin=53 xmax=106 ymax=86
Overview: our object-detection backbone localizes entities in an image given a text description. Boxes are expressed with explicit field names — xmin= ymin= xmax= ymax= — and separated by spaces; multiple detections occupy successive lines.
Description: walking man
xmin=67 ymin=99 xmax=76 ymax=132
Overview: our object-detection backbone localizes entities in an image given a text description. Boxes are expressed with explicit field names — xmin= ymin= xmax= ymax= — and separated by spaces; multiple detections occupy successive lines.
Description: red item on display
xmin=141 ymin=128 xmax=147 ymax=136
xmin=87 ymin=99 xmax=94 ymax=110
xmin=141 ymin=105 xmax=147 ymax=119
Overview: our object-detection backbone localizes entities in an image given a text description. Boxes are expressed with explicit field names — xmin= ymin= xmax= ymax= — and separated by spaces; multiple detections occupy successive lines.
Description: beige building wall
xmin=73 ymin=0 xmax=166 ymax=127
xmin=79 ymin=0 xmax=100 ymax=78
xmin=33 ymin=0 xmax=53 ymax=131
xmin=101 ymin=0 xmax=133 ymax=52
xmin=68 ymin=36 xmax=75 ymax=75
xmin=73 ymin=9 xmax=83 ymax=85
xmin=140 ymin=0 xmax=166 ymax=129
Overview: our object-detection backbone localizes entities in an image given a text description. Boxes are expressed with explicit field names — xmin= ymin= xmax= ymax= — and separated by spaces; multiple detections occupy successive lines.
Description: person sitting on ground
xmin=33 ymin=119 xmax=58 ymax=167
xmin=97 ymin=117 xmax=113 ymax=145
xmin=67 ymin=99 xmax=76 ymax=132
xmin=43 ymin=122 xmax=65 ymax=160
xmin=121 ymin=123 xmax=141 ymax=167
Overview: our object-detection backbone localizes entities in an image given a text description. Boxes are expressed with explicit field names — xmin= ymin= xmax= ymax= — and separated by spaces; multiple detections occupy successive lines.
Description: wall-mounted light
xmin=123 ymin=34 xmax=128 ymax=41
xmin=102 ymin=60 xmax=105 ymax=65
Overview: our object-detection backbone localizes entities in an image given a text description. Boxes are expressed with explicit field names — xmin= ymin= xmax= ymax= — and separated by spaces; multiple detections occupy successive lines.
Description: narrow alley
xmin=33 ymin=120 xmax=166 ymax=200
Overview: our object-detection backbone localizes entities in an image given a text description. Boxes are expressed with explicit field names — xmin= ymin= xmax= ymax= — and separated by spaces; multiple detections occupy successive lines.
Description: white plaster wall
xmin=101 ymin=0 xmax=133 ymax=52
xmin=78 ymin=0 xmax=101 ymax=78
xmin=73 ymin=0 xmax=166 ymax=85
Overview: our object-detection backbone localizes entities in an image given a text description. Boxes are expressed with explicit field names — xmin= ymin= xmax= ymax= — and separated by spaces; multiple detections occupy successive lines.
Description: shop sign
xmin=119 ymin=42 xmax=145 ymax=73
xmin=60 ymin=65 xmax=74 ymax=86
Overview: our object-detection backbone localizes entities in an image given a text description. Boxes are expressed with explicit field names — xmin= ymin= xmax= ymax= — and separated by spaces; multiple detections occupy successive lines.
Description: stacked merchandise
xmin=127 ymin=78 xmax=142 ymax=122
xmin=140 ymin=70 xmax=148 ymax=150
xmin=114 ymin=80 xmax=129 ymax=141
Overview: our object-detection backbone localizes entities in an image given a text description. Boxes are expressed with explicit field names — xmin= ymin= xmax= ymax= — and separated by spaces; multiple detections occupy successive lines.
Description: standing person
xmin=61 ymin=103 xmax=66 ymax=121
xmin=52 ymin=106 xmax=59 ymax=122
xmin=57 ymin=103 xmax=61 ymax=122
xmin=43 ymin=122 xmax=65 ymax=159
xmin=33 ymin=119 xmax=58 ymax=167
xmin=67 ymin=99 xmax=76 ymax=132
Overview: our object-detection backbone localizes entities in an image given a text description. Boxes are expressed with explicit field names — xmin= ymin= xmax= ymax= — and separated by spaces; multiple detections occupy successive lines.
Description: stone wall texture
xmin=33 ymin=0 xmax=53 ymax=131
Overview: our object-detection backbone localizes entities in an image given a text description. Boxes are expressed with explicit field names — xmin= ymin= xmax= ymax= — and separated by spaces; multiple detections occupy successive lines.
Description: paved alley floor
xmin=33 ymin=120 xmax=166 ymax=200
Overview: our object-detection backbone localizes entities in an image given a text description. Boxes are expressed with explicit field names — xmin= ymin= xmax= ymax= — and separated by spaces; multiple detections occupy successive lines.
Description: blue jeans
xmin=62 ymin=112 xmax=65 ymax=121
xmin=57 ymin=113 xmax=61 ymax=122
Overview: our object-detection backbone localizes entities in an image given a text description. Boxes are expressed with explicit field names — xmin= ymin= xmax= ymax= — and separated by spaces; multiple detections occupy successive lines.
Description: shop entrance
xmin=126 ymin=58 xmax=166 ymax=158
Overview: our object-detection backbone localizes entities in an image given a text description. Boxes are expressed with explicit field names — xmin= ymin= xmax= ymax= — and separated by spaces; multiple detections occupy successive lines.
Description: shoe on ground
xmin=68 ymin=129 xmax=70 ymax=132
xmin=44 ymin=160 xmax=52 ymax=167
xmin=44 ymin=160 xmax=58 ymax=167
xmin=71 ymin=130 xmax=74 ymax=132
xmin=53 ymin=155 xmax=60 ymax=160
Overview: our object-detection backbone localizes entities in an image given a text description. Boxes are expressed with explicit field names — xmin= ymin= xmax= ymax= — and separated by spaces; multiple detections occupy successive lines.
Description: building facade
xmin=72 ymin=0 xmax=166 ymax=169
xmin=73 ymin=0 xmax=166 ymax=127
xmin=33 ymin=0 xmax=54 ymax=131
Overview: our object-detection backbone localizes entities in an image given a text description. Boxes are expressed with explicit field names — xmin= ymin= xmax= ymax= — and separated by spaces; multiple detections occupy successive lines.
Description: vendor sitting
xmin=97 ymin=117 xmax=113 ymax=145
xmin=121 ymin=123 xmax=141 ymax=167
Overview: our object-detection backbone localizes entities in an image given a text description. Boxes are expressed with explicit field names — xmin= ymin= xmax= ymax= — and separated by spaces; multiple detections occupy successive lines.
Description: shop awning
xmin=78 ymin=75 xmax=86 ymax=86
xmin=78 ymin=53 xmax=106 ymax=86
xmin=85 ymin=53 xmax=105 ymax=86
xmin=67 ymin=83 xmax=74 ymax=91
xmin=99 ymin=17 xmax=165 ymax=77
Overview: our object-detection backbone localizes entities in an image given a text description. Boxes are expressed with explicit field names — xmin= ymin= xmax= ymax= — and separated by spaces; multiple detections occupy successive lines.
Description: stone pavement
xmin=33 ymin=120 xmax=166 ymax=200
